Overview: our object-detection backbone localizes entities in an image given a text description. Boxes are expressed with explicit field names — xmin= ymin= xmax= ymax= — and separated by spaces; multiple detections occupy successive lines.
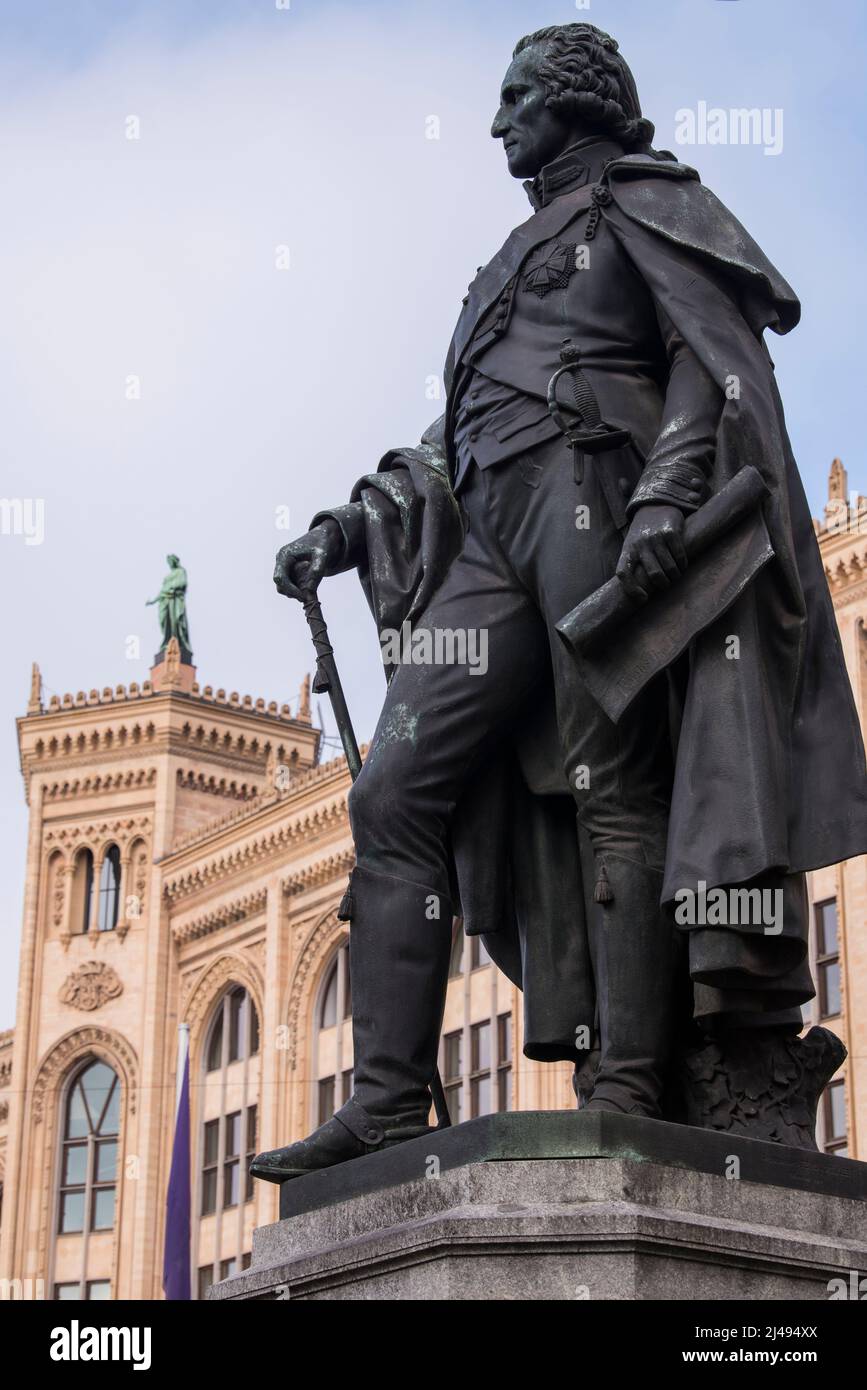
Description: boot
xmin=250 ymin=865 xmax=451 ymax=1183
xmin=585 ymin=854 xmax=677 ymax=1118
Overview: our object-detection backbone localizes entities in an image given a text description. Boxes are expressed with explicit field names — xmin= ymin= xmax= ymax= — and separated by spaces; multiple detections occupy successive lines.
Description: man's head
xmin=167 ymin=553 xmax=179 ymax=568
xmin=491 ymin=23 xmax=653 ymax=179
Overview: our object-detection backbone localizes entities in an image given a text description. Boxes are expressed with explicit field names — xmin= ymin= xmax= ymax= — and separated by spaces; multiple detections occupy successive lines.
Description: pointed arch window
xmin=97 ymin=845 xmax=121 ymax=933
xmin=58 ymin=1060 xmax=120 ymax=1237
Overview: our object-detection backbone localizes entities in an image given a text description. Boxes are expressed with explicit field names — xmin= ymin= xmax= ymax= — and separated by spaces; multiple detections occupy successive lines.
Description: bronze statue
xmin=252 ymin=23 xmax=867 ymax=1182
xmin=147 ymin=554 xmax=192 ymax=660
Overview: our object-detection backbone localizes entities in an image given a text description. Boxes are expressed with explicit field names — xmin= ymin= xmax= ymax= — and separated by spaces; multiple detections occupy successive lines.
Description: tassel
xmin=337 ymin=879 xmax=354 ymax=921
xmin=594 ymin=861 xmax=614 ymax=905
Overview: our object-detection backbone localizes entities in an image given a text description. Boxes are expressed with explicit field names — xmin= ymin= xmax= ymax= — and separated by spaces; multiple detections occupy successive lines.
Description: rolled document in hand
xmin=556 ymin=465 xmax=771 ymax=659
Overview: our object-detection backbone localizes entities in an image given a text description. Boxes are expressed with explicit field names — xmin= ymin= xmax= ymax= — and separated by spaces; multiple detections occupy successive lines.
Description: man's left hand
xmin=616 ymin=504 xmax=687 ymax=602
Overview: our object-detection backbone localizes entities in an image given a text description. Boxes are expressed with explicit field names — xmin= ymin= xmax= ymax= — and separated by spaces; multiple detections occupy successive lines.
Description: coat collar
xmin=523 ymin=137 xmax=625 ymax=210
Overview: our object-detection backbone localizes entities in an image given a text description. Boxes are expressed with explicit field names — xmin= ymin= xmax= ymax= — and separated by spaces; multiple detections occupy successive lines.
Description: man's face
xmin=491 ymin=47 xmax=579 ymax=179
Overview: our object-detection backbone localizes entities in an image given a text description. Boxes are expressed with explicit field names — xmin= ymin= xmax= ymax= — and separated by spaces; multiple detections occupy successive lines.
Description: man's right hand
xmin=273 ymin=520 xmax=345 ymax=602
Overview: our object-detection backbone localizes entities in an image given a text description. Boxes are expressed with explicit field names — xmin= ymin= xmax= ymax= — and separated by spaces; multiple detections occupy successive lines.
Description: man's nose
xmin=491 ymin=107 xmax=509 ymax=139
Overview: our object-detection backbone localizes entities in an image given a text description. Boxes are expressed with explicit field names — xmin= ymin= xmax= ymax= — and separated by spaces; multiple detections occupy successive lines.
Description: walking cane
xmin=300 ymin=589 xmax=452 ymax=1130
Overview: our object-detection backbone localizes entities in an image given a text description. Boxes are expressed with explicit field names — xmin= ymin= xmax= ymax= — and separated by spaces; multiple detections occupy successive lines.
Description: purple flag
xmin=163 ymin=1026 xmax=191 ymax=1300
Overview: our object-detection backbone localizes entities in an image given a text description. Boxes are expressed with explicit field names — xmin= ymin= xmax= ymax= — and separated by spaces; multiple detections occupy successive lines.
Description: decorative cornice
xmin=30 ymin=680 xmax=307 ymax=725
xmin=162 ymin=797 xmax=350 ymax=904
xmin=282 ymin=848 xmax=355 ymax=898
xmin=44 ymin=815 xmax=151 ymax=861
xmin=176 ymin=768 xmax=261 ymax=801
xmin=41 ymin=767 xmax=157 ymax=801
xmin=167 ymin=751 xmax=357 ymax=859
xmin=172 ymin=886 xmax=269 ymax=945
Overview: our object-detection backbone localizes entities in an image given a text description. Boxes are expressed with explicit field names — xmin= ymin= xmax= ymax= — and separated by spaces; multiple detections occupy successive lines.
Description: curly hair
xmin=513 ymin=23 xmax=655 ymax=152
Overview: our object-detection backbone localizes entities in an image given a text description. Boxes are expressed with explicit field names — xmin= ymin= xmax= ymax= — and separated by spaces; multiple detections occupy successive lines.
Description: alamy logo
xmin=379 ymin=620 xmax=488 ymax=676
xmin=674 ymin=881 xmax=783 ymax=935
xmin=49 ymin=1320 xmax=152 ymax=1371
xmin=0 ymin=497 xmax=44 ymax=545
xmin=674 ymin=102 xmax=783 ymax=156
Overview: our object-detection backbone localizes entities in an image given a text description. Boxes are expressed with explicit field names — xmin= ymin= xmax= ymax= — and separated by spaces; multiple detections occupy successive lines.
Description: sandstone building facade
xmin=0 ymin=460 xmax=864 ymax=1299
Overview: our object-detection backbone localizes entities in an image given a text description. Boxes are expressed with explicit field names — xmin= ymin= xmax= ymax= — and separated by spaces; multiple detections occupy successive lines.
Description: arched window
xmin=197 ymin=985 xmax=260 ymax=1299
xmin=319 ymin=949 xmax=351 ymax=1029
xmin=205 ymin=986 xmax=259 ymax=1073
xmin=314 ymin=942 xmax=352 ymax=1124
xmin=70 ymin=849 xmax=94 ymax=934
xmin=97 ymin=846 xmax=121 ymax=933
xmin=58 ymin=1061 xmax=119 ymax=1236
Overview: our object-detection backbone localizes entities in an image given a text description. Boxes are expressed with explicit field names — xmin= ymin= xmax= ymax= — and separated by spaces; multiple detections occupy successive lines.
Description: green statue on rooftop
xmin=147 ymin=554 xmax=192 ymax=660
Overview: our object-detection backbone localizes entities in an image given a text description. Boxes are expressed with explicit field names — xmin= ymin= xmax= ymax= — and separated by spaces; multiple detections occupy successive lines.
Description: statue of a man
xmin=147 ymin=554 xmax=192 ymax=657
xmin=253 ymin=23 xmax=867 ymax=1181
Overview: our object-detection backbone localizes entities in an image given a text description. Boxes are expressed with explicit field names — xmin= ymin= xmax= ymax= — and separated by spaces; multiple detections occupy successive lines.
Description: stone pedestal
xmin=210 ymin=1112 xmax=867 ymax=1301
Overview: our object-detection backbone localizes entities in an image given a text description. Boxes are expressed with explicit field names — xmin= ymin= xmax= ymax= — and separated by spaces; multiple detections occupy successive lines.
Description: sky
xmin=1 ymin=0 xmax=866 ymax=1026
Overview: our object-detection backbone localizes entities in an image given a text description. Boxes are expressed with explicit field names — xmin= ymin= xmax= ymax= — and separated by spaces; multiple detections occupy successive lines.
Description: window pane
xmin=498 ymin=1067 xmax=512 ymax=1113
xmin=246 ymin=1105 xmax=258 ymax=1153
xmin=198 ymin=1266 xmax=214 ymax=1299
xmin=206 ymin=1010 xmax=224 ymax=1072
xmin=470 ymin=935 xmax=491 ymax=969
xmin=498 ymin=1014 xmax=512 ymax=1062
xmin=204 ymin=1119 xmax=219 ymax=1166
xmin=343 ymin=952 xmax=352 ymax=1018
xmin=242 ymin=1252 xmax=252 ymax=1271
xmin=444 ymin=1032 xmax=462 ymax=1083
xmin=55 ymin=1283 xmax=82 ymax=1300
xmin=445 ymin=1084 xmax=462 ymax=1126
xmin=87 ymin=1281 xmax=111 ymax=1300
xmin=228 ymin=989 xmax=244 ymax=1062
xmin=225 ymin=1112 xmax=241 ymax=1158
xmin=59 ymin=1191 xmax=85 ymax=1234
xmin=827 ymin=1081 xmax=846 ymax=1140
xmin=98 ymin=846 xmax=121 ymax=932
xmin=819 ymin=961 xmax=841 ymax=1018
xmin=471 ymin=1074 xmax=492 ymax=1119
xmin=98 ymin=1077 xmax=120 ymax=1136
xmin=201 ymin=1169 xmax=217 ymax=1217
xmin=223 ymin=1160 xmax=240 ymax=1208
xmin=449 ymin=927 xmax=464 ymax=978
xmin=249 ymin=1002 xmax=260 ymax=1055
xmin=220 ymin=1258 xmax=238 ymax=1280
xmin=318 ymin=1076 xmax=335 ymax=1125
xmin=65 ymin=1083 xmax=89 ymax=1139
xmin=91 ymin=1186 xmax=116 ymax=1231
xmin=96 ymin=1140 xmax=118 ymax=1184
xmin=78 ymin=850 xmax=94 ymax=935
xmin=80 ymin=1063 xmax=116 ymax=1131
xmin=320 ymin=965 xmax=338 ymax=1029
xmin=472 ymin=1021 xmax=491 ymax=1073
xmin=63 ymin=1143 xmax=88 ymax=1187
xmin=816 ymin=900 xmax=838 ymax=956
xmin=342 ymin=1068 xmax=353 ymax=1099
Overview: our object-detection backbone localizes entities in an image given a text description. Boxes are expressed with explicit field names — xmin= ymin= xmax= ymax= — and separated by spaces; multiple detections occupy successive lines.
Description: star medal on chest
xmin=523 ymin=240 xmax=578 ymax=298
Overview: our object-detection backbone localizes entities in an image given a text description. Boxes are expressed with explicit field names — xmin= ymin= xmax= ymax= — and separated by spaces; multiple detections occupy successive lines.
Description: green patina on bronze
xmin=147 ymin=554 xmax=192 ymax=658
